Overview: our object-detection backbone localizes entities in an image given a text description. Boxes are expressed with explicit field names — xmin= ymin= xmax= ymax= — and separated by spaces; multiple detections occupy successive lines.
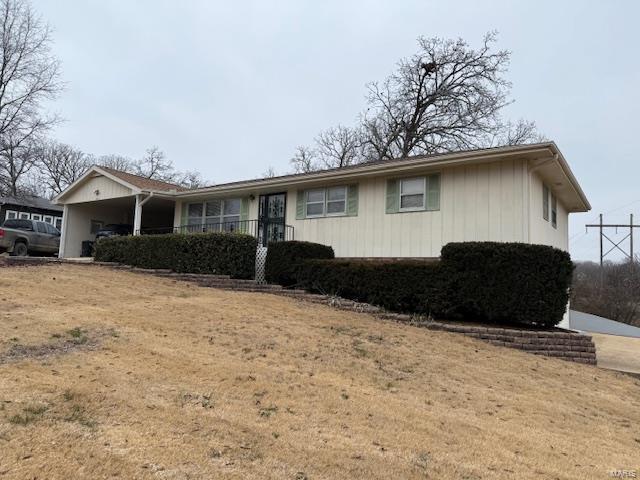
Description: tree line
xmin=0 ymin=0 xmax=204 ymax=199
xmin=0 ymin=0 xmax=543 ymax=198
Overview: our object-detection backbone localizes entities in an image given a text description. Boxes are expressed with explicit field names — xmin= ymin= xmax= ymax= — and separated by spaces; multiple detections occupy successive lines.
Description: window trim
xmin=18 ymin=212 xmax=30 ymax=220
xmin=31 ymin=213 xmax=43 ymax=222
xmin=304 ymin=186 xmax=348 ymax=218
xmin=543 ymin=183 xmax=550 ymax=222
xmin=551 ymin=193 xmax=557 ymax=229
xmin=5 ymin=209 xmax=18 ymax=220
xmin=325 ymin=186 xmax=347 ymax=217
xmin=187 ymin=198 xmax=242 ymax=227
xmin=43 ymin=215 xmax=54 ymax=224
xmin=399 ymin=177 xmax=426 ymax=212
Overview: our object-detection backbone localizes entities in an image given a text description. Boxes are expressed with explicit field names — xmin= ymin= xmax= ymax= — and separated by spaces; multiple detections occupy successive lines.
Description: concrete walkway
xmin=590 ymin=333 xmax=640 ymax=375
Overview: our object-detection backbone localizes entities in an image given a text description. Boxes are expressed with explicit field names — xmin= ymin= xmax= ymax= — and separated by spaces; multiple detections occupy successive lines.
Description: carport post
xmin=133 ymin=193 xmax=154 ymax=235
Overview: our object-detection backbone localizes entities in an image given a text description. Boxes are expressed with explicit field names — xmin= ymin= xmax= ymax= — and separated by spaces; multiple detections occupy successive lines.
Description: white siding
xmin=528 ymin=170 xmax=569 ymax=251
xmin=63 ymin=175 xmax=133 ymax=204
xmin=286 ymin=159 xmax=529 ymax=257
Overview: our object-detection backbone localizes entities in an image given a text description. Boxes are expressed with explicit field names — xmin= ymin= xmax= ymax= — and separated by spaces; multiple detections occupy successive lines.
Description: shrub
xmin=441 ymin=242 xmax=574 ymax=328
xmin=94 ymin=233 xmax=257 ymax=279
xmin=296 ymin=259 xmax=448 ymax=315
xmin=265 ymin=240 xmax=334 ymax=286
xmin=280 ymin=241 xmax=572 ymax=328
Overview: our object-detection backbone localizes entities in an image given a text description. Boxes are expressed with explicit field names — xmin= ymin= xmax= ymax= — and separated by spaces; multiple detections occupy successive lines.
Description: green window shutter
xmin=239 ymin=197 xmax=250 ymax=233
xmin=296 ymin=190 xmax=305 ymax=220
xmin=426 ymin=174 xmax=440 ymax=211
xmin=346 ymin=184 xmax=358 ymax=216
xmin=240 ymin=198 xmax=249 ymax=221
xmin=181 ymin=202 xmax=188 ymax=227
xmin=386 ymin=179 xmax=399 ymax=214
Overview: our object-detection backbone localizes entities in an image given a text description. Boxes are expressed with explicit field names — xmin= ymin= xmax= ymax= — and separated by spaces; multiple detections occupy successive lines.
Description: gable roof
xmin=0 ymin=194 xmax=63 ymax=212
xmin=99 ymin=167 xmax=186 ymax=192
xmin=177 ymin=142 xmax=591 ymax=212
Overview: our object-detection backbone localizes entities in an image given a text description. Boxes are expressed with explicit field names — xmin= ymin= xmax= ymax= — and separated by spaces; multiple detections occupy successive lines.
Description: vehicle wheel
xmin=12 ymin=241 xmax=28 ymax=257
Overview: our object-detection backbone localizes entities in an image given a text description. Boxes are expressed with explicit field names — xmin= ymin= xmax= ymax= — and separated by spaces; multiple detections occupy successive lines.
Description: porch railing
xmin=137 ymin=219 xmax=294 ymax=245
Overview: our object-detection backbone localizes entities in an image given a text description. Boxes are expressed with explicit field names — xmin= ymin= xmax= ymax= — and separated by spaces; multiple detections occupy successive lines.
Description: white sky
xmin=33 ymin=0 xmax=640 ymax=262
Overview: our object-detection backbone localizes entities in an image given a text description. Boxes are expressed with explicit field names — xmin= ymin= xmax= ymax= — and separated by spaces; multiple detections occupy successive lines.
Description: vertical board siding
xmin=287 ymin=159 xmax=529 ymax=257
xmin=63 ymin=176 xmax=133 ymax=204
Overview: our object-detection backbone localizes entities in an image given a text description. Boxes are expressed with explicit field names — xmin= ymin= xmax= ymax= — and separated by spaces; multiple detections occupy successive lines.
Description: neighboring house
xmin=53 ymin=142 xmax=591 ymax=258
xmin=1 ymin=195 xmax=64 ymax=230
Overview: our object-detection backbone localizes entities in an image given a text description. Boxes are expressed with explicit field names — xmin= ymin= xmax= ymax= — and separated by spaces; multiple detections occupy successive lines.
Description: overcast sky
xmin=33 ymin=0 xmax=639 ymax=261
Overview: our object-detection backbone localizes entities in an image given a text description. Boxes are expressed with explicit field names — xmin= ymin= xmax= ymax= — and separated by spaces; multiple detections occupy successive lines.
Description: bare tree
xmin=262 ymin=165 xmax=277 ymax=178
xmin=0 ymin=0 xmax=62 ymax=193
xmin=92 ymin=153 xmax=135 ymax=172
xmin=293 ymin=32 xmax=541 ymax=171
xmin=571 ymin=261 xmax=640 ymax=327
xmin=173 ymin=170 xmax=206 ymax=189
xmin=0 ymin=132 xmax=36 ymax=195
xmin=315 ymin=125 xmax=362 ymax=168
xmin=290 ymin=145 xmax=318 ymax=174
xmin=34 ymin=140 xmax=88 ymax=195
xmin=134 ymin=146 xmax=175 ymax=180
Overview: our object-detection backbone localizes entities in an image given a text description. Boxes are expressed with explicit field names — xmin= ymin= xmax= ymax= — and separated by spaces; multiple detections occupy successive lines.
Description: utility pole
xmin=586 ymin=213 xmax=640 ymax=265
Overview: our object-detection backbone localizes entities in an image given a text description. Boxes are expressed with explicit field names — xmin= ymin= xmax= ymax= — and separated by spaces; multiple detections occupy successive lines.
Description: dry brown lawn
xmin=0 ymin=264 xmax=638 ymax=479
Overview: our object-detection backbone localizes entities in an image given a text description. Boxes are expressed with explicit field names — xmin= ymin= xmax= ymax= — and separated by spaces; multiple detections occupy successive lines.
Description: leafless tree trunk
xmin=0 ymin=0 xmax=61 ymax=194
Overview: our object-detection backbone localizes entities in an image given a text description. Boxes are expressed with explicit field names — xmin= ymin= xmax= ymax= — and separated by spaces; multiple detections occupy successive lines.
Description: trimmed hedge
xmin=278 ymin=241 xmax=573 ymax=328
xmin=441 ymin=242 xmax=573 ymax=328
xmin=94 ymin=233 xmax=257 ymax=279
xmin=296 ymin=259 xmax=448 ymax=315
xmin=265 ymin=240 xmax=334 ymax=286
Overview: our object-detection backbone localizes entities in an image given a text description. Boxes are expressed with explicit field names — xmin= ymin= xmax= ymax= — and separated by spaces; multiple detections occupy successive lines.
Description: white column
xmin=173 ymin=200 xmax=182 ymax=232
xmin=133 ymin=194 xmax=142 ymax=235
xmin=58 ymin=204 xmax=69 ymax=258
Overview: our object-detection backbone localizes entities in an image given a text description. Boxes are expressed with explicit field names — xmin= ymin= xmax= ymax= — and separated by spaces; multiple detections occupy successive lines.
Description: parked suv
xmin=95 ymin=224 xmax=133 ymax=240
xmin=0 ymin=218 xmax=61 ymax=256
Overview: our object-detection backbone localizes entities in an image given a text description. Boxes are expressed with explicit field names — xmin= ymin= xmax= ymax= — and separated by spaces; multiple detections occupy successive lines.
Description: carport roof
xmin=100 ymin=167 xmax=187 ymax=192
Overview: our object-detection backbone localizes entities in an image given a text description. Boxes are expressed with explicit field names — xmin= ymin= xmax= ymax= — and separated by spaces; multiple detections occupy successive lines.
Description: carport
xmin=54 ymin=166 xmax=183 ymax=257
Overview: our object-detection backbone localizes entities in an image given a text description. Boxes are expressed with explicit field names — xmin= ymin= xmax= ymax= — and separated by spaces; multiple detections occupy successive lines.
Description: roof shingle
xmin=99 ymin=167 xmax=186 ymax=192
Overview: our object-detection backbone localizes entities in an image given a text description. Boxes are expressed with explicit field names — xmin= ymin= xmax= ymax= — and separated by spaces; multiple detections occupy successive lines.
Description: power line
xmin=585 ymin=213 xmax=640 ymax=265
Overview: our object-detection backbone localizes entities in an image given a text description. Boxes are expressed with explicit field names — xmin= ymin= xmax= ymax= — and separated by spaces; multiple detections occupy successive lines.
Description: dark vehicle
xmin=0 ymin=218 xmax=61 ymax=256
xmin=95 ymin=224 xmax=133 ymax=240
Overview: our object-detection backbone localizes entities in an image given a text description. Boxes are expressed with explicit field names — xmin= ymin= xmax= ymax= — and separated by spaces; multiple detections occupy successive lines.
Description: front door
xmin=258 ymin=193 xmax=286 ymax=247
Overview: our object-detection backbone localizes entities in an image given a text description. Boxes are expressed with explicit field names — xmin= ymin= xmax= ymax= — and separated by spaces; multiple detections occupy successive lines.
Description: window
xmin=54 ymin=217 xmax=63 ymax=230
xmin=400 ymin=178 xmax=426 ymax=211
xmin=90 ymin=220 xmax=103 ymax=235
xmin=187 ymin=199 xmax=242 ymax=232
xmin=31 ymin=213 xmax=42 ymax=221
xmin=551 ymin=193 xmax=557 ymax=228
xmin=326 ymin=186 xmax=347 ymax=215
xmin=542 ymin=184 xmax=550 ymax=221
xmin=45 ymin=223 xmax=60 ymax=235
xmin=5 ymin=210 xmax=17 ymax=220
xmin=305 ymin=189 xmax=325 ymax=217
xmin=43 ymin=215 xmax=54 ymax=224
xmin=36 ymin=222 xmax=47 ymax=233
xmin=3 ymin=219 xmax=32 ymax=230
xmin=305 ymin=186 xmax=347 ymax=217
xmin=19 ymin=212 xmax=29 ymax=220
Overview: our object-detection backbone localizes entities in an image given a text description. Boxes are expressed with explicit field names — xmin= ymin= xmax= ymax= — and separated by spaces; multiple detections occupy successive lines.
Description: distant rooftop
xmin=0 ymin=194 xmax=63 ymax=212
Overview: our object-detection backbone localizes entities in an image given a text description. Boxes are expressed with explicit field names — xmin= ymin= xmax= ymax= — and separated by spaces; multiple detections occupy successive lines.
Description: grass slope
xmin=0 ymin=264 xmax=638 ymax=479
